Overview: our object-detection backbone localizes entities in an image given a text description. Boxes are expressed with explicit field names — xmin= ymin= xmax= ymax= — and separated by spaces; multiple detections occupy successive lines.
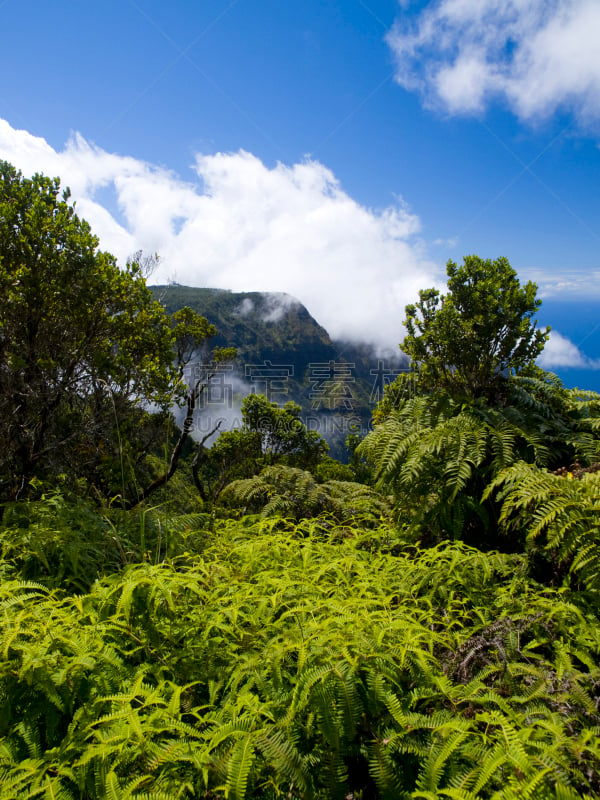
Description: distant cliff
xmin=151 ymin=284 xmax=407 ymax=456
xmin=153 ymin=285 xmax=337 ymax=373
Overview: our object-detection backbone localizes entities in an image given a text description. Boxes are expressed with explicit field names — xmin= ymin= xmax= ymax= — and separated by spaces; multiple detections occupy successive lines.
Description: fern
xmin=222 ymin=465 xmax=390 ymax=525
xmin=485 ymin=462 xmax=600 ymax=593
xmin=360 ymin=379 xmax=600 ymax=548
xmin=2 ymin=512 xmax=600 ymax=797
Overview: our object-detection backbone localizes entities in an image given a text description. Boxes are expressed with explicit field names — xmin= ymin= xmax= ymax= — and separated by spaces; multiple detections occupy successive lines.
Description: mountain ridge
xmin=150 ymin=284 xmax=408 ymax=456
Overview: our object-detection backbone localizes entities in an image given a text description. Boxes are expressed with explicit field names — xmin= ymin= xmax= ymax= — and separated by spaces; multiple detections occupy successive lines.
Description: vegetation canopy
xmin=402 ymin=255 xmax=548 ymax=401
xmin=0 ymin=162 xmax=227 ymax=505
xmin=1 ymin=161 xmax=600 ymax=799
xmin=362 ymin=258 xmax=600 ymax=549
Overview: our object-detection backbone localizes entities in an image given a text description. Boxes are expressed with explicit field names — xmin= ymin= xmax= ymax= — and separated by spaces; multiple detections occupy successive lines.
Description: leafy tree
xmin=240 ymin=393 xmax=328 ymax=468
xmin=193 ymin=394 xmax=328 ymax=504
xmin=0 ymin=162 xmax=226 ymax=504
xmin=362 ymin=257 xmax=600 ymax=548
xmin=402 ymin=255 xmax=548 ymax=401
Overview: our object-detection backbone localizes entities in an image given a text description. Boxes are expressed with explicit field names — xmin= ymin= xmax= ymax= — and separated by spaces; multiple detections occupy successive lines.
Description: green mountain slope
xmin=151 ymin=284 xmax=407 ymax=456
xmin=153 ymin=285 xmax=336 ymax=374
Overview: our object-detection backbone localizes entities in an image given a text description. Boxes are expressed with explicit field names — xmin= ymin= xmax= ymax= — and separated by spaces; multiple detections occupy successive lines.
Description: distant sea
xmin=537 ymin=299 xmax=600 ymax=394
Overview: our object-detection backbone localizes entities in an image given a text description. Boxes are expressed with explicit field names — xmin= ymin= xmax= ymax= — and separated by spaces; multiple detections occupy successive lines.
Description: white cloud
xmin=261 ymin=293 xmax=300 ymax=323
xmin=235 ymin=298 xmax=255 ymax=317
xmin=520 ymin=267 xmax=600 ymax=298
xmin=433 ymin=235 xmax=458 ymax=248
xmin=387 ymin=0 xmax=600 ymax=125
xmin=538 ymin=329 xmax=600 ymax=369
xmin=0 ymin=118 xmax=440 ymax=349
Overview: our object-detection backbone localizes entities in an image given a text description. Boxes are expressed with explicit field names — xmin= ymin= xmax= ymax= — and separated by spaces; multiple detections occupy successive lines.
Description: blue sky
xmin=1 ymin=0 xmax=600 ymax=385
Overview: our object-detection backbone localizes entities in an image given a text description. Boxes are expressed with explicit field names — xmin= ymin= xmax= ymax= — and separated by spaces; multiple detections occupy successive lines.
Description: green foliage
xmin=0 ymin=493 xmax=121 ymax=591
xmin=345 ymin=428 xmax=374 ymax=484
xmin=240 ymin=394 xmax=328 ymax=468
xmin=193 ymin=395 xmax=328 ymax=504
xmin=361 ymin=395 xmax=539 ymax=545
xmin=485 ymin=460 xmax=600 ymax=594
xmin=171 ymin=306 xmax=218 ymax=371
xmin=402 ymin=255 xmax=548 ymax=401
xmin=221 ymin=464 xmax=390 ymax=524
xmin=362 ymin=373 xmax=600 ymax=546
xmin=142 ymin=452 xmax=204 ymax=515
xmin=3 ymin=196 xmax=600 ymax=800
xmin=0 ymin=162 xmax=178 ymax=502
xmin=0 ymin=491 xmax=212 ymax=591
xmin=1 ymin=514 xmax=599 ymax=798
xmin=193 ymin=429 xmax=263 ymax=504
xmin=0 ymin=162 xmax=236 ymax=506
xmin=365 ymin=258 xmax=600 ymax=545
xmin=313 ymin=456 xmax=355 ymax=483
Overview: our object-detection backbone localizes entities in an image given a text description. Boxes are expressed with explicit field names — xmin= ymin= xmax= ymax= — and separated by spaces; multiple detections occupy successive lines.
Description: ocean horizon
xmin=537 ymin=299 xmax=600 ymax=394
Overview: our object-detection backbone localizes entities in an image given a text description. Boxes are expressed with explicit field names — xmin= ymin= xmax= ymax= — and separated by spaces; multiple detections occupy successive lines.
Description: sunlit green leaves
xmin=0 ymin=161 xmax=180 ymax=501
xmin=0 ymin=515 xmax=599 ymax=798
xmin=402 ymin=255 xmax=548 ymax=402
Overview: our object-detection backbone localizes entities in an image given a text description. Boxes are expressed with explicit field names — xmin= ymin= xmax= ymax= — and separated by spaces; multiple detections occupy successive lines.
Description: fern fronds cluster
xmin=360 ymin=382 xmax=600 ymax=546
xmin=359 ymin=396 xmax=541 ymax=542
xmin=1 ymin=518 xmax=599 ymax=798
xmin=486 ymin=460 xmax=600 ymax=594
xmin=221 ymin=464 xmax=390 ymax=525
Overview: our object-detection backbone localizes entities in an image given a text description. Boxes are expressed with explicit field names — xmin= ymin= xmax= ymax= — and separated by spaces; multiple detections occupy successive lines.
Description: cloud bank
xmin=2 ymin=118 xmax=598 ymax=373
xmin=0 ymin=118 xmax=438 ymax=350
xmin=387 ymin=0 xmax=600 ymax=125
xmin=538 ymin=330 xmax=600 ymax=369
xmin=522 ymin=267 xmax=600 ymax=299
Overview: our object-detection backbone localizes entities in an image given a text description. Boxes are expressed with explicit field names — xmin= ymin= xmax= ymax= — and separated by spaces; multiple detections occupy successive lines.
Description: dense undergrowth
xmin=1 ymin=501 xmax=599 ymax=799
xmin=2 ymin=177 xmax=600 ymax=798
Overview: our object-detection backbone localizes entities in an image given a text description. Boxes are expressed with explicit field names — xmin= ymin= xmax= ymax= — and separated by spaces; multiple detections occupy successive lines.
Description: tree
xmin=0 ymin=162 xmax=220 ymax=503
xmin=361 ymin=257 xmax=600 ymax=549
xmin=192 ymin=394 xmax=328 ymax=503
xmin=402 ymin=255 xmax=548 ymax=401
xmin=240 ymin=394 xmax=327 ymax=469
